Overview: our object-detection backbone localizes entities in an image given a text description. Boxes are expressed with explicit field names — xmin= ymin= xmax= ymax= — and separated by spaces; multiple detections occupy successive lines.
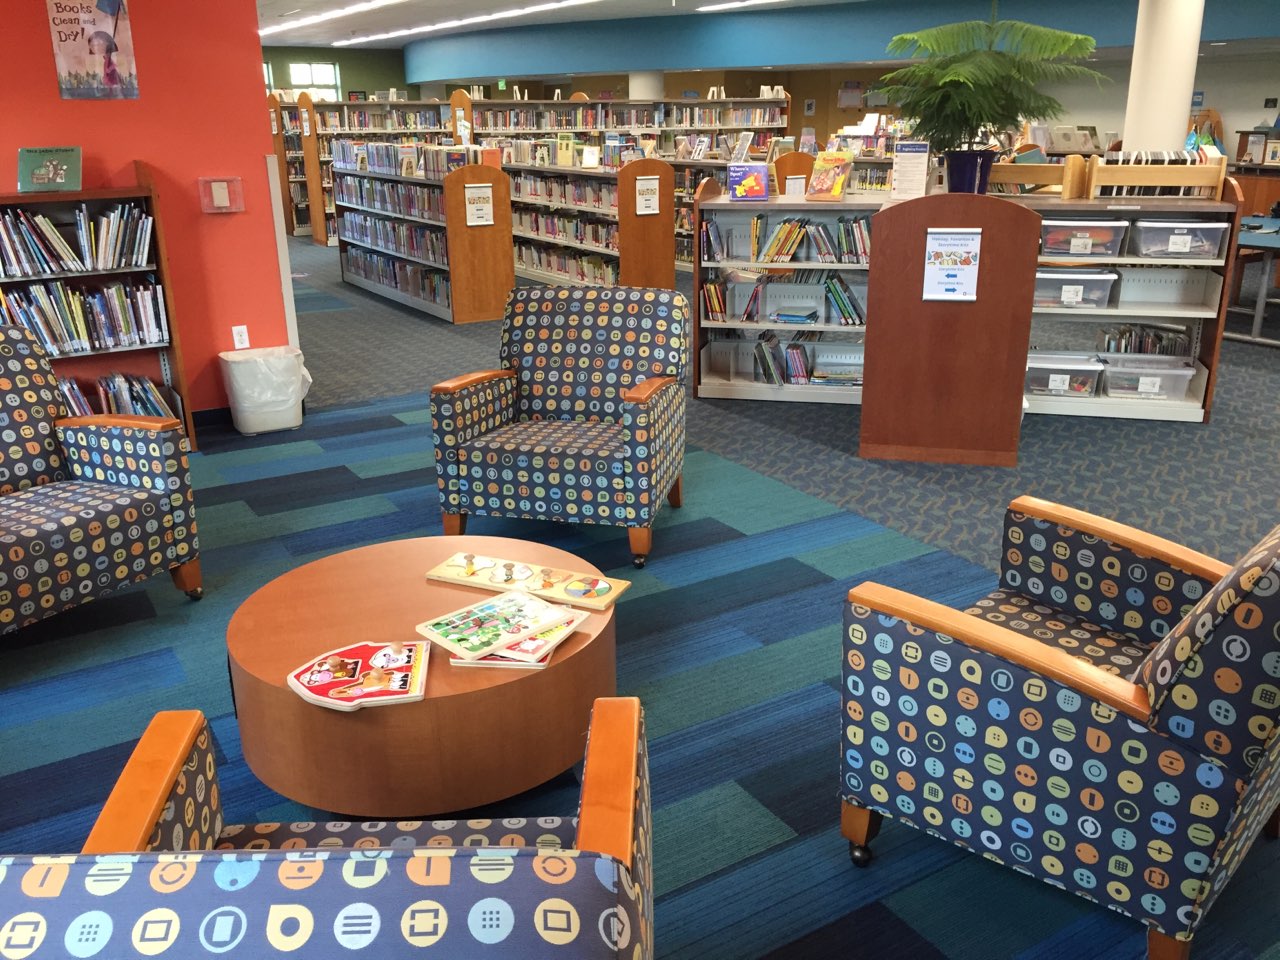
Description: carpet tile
xmin=1 ymin=241 xmax=1277 ymax=958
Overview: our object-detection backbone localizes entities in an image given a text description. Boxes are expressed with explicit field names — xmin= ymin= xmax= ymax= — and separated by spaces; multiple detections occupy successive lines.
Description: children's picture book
xmin=448 ymin=610 xmax=588 ymax=669
xmin=728 ymin=163 xmax=769 ymax=201
xmin=425 ymin=552 xmax=631 ymax=610
xmin=729 ymin=131 xmax=756 ymax=163
xmin=287 ymin=640 xmax=428 ymax=712
xmin=416 ymin=591 xmax=575 ymax=661
xmin=18 ymin=147 xmax=82 ymax=193
xmin=807 ymin=151 xmax=853 ymax=202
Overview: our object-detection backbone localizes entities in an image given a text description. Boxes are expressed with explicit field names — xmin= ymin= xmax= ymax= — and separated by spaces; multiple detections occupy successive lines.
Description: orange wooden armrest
xmin=575 ymin=697 xmax=642 ymax=871
xmin=81 ymin=710 xmax=206 ymax=854
xmin=58 ymin=415 xmax=183 ymax=433
xmin=1010 ymin=495 xmax=1230 ymax=583
xmin=848 ymin=582 xmax=1151 ymax=722
xmin=621 ymin=376 xmax=677 ymax=405
xmin=430 ymin=369 xmax=514 ymax=395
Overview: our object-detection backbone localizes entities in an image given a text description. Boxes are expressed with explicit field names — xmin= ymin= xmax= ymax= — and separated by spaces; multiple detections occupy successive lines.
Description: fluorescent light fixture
xmin=260 ymin=0 xmax=414 ymax=37
xmin=332 ymin=0 xmax=606 ymax=45
xmin=1207 ymin=41 xmax=1227 ymax=46
xmin=697 ymin=0 xmax=787 ymax=11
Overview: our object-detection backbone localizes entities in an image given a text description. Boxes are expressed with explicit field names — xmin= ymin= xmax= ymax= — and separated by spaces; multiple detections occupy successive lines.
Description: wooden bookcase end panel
xmin=859 ymin=194 xmax=1041 ymax=466
xmin=773 ymin=152 xmax=815 ymax=192
xmin=690 ymin=177 xmax=724 ymax=399
xmin=617 ymin=158 xmax=676 ymax=290
xmin=444 ymin=164 xmax=514 ymax=324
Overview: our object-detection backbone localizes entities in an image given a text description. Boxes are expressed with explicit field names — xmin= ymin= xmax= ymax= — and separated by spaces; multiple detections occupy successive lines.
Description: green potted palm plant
xmin=879 ymin=0 xmax=1105 ymax=192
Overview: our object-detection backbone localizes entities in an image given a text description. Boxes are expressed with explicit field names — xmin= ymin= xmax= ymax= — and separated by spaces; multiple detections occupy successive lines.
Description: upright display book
xmin=287 ymin=640 xmax=428 ymax=712
xmin=425 ymin=552 xmax=631 ymax=610
xmin=807 ymin=151 xmax=853 ymax=202
xmin=728 ymin=164 xmax=769 ymax=201
xmin=448 ymin=610 xmax=588 ymax=669
xmin=18 ymin=148 xmax=82 ymax=193
xmin=415 ymin=591 xmax=575 ymax=661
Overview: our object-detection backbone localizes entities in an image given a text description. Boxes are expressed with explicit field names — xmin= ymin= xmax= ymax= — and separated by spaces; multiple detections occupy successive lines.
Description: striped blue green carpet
xmin=1 ymin=393 xmax=1276 ymax=958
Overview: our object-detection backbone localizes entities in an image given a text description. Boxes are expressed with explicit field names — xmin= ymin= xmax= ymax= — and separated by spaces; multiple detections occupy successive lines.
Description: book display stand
xmin=987 ymin=154 xmax=1086 ymax=198
xmin=773 ymin=151 xmax=816 ymax=194
xmin=0 ymin=160 xmax=196 ymax=443
xmin=859 ymin=193 xmax=1041 ymax=466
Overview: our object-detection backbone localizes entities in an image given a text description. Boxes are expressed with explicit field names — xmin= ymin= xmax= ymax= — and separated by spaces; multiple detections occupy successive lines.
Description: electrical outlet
xmin=232 ymin=325 xmax=250 ymax=349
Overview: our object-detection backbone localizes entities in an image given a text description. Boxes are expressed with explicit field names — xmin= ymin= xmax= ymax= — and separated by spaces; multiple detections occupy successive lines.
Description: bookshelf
xmin=332 ymin=145 xmax=514 ymax=323
xmin=450 ymin=89 xmax=790 ymax=284
xmin=1013 ymin=188 xmax=1242 ymax=424
xmin=691 ymin=163 xmax=1244 ymax=426
xmin=692 ymin=179 xmax=877 ymax=405
xmin=0 ymin=164 xmax=196 ymax=443
xmin=268 ymin=94 xmax=312 ymax=237
xmin=310 ymin=98 xmax=452 ymax=247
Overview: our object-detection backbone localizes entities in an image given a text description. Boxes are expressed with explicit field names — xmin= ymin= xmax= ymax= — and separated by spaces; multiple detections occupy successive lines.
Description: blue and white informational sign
xmin=891 ymin=141 xmax=931 ymax=200
xmin=922 ymin=227 xmax=981 ymax=301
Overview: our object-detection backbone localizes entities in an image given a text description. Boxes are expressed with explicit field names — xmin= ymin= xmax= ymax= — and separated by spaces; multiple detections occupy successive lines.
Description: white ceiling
xmin=258 ymin=0 xmax=864 ymax=48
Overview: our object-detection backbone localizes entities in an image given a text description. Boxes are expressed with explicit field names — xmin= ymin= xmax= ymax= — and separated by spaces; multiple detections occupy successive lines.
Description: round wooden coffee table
xmin=226 ymin=536 xmax=616 ymax=817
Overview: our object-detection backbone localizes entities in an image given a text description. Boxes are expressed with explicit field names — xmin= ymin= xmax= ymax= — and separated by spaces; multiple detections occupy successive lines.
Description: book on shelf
xmin=415 ymin=591 xmax=576 ymax=661
xmin=728 ymin=164 xmax=769 ymax=201
xmin=729 ymin=131 xmax=756 ymax=162
xmin=0 ymin=278 xmax=169 ymax=355
xmin=0 ymin=202 xmax=153 ymax=279
xmin=97 ymin=372 xmax=179 ymax=419
xmin=287 ymin=640 xmax=428 ymax=712
xmin=807 ymin=151 xmax=854 ymax=201
xmin=17 ymin=147 xmax=82 ymax=193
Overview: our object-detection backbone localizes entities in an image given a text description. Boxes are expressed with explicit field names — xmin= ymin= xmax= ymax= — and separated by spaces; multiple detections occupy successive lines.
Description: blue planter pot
xmin=944 ymin=150 xmax=997 ymax=193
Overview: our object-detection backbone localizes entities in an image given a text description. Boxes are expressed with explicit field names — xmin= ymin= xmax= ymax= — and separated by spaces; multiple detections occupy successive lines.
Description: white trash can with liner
xmin=218 ymin=346 xmax=312 ymax=435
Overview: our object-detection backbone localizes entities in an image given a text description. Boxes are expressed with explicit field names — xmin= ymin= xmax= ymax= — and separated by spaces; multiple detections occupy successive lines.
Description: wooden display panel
xmin=617 ymin=157 xmax=675 ymax=289
xmin=443 ymin=164 xmax=514 ymax=324
xmin=773 ymin=151 xmax=815 ymax=192
xmin=449 ymin=88 xmax=474 ymax=142
xmin=859 ymin=193 xmax=1041 ymax=466
xmin=297 ymin=93 xmax=330 ymax=246
xmin=266 ymin=94 xmax=295 ymax=234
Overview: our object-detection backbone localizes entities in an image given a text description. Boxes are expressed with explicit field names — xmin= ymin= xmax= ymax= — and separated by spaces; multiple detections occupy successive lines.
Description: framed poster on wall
xmin=47 ymin=0 xmax=139 ymax=99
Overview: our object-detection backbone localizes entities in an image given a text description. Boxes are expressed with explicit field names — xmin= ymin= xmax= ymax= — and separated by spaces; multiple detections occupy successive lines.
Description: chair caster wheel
xmin=633 ymin=555 xmax=646 ymax=569
xmin=848 ymin=843 xmax=874 ymax=867
xmin=186 ymin=588 xmax=204 ymax=601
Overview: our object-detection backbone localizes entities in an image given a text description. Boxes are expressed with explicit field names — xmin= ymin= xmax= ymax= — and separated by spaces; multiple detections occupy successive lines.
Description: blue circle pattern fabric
xmin=0 ymin=326 xmax=199 ymax=633
xmin=432 ymin=287 xmax=688 ymax=530
xmin=841 ymin=507 xmax=1280 ymax=942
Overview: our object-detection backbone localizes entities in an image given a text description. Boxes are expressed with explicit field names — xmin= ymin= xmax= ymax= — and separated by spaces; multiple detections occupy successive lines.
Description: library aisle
xmin=287 ymin=233 xmax=1277 ymax=568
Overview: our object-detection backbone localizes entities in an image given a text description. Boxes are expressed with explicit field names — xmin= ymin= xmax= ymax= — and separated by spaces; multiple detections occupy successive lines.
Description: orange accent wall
xmin=1 ymin=0 xmax=288 ymax=413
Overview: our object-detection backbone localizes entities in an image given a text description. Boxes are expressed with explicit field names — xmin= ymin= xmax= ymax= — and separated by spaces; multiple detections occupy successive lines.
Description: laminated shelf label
xmin=464 ymin=184 xmax=494 ymax=226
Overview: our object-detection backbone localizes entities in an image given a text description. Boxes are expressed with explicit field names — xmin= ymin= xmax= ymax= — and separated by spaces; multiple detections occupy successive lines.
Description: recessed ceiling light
xmin=697 ymin=0 xmax=786 ymax=10
xmin=260 ymin=0 xmax=414 ymax=36
xmin=332 ymin=0 xmax=606 ymax=45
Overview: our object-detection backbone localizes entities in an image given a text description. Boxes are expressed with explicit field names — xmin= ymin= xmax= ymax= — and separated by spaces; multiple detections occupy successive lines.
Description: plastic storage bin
xmin=1025 ymin=353 xmax=1104 ymax=397
xmin=1040 ymin=219 xmax=1128 ymax=257
xmin=1034 ymin=268 xmax=1118 ymax=308
xmin=219 ymin=346 xmax=312 ymax=435
xmin=1101 ymin=355 xmax=1196 ymax=401
xmin=1129 ymin=220 xmax=1229 ymax=259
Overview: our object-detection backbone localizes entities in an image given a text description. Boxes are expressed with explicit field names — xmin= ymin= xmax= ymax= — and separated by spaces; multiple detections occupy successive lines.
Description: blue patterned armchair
xmin=0 ymin=698 xmax=650 ymax=958
xmin=0 ymin=325 xmax=201 ymax=634
xmin=430 ymin=287 xmax=689 ymax=567
xmin=841 ymin=496 xmax=1280 ymax=960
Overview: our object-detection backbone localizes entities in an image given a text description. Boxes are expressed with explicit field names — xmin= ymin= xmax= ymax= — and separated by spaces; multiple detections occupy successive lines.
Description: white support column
xmin=629 ymin=71 xmax=664 ymax=100
xmin=1122 ymin=0 xmax=1205 ymax=151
